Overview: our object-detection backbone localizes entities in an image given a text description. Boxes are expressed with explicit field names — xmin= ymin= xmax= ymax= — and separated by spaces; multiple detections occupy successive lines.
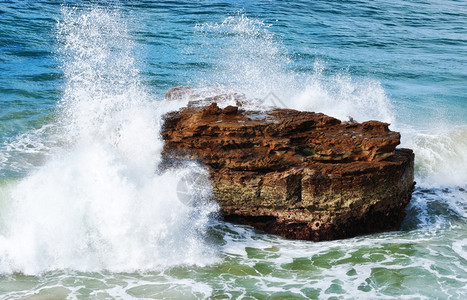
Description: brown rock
xmin=161 ymin=100 xmax=415 ymax=241
xmin=223 ymin=105 xmax=238 ymax=115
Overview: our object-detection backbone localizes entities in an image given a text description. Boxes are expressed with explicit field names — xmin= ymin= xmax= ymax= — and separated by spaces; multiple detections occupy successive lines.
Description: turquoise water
xmin=0 ymin=0 xmax=466 ymax=299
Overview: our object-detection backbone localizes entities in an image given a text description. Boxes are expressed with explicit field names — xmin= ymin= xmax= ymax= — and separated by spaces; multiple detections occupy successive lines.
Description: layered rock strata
xmin=161 ymin=101 xmax=415 ymax=241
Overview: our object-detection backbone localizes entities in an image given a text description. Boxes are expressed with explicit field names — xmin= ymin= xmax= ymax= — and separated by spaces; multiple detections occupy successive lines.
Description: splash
xmin=193 ymin=14 xmax=294 ymax=101
xmin=193 ymin=14 xmax=467 ymax=189
xmin=402 ymin=125 xmax=467 ymax=188
xmin=288 ymin=62 xmax=395 ymax=123
xmin=193 ymin=15 xmax=394 ymax=124
xmin=0 ymin=6 xmax=217 ymax=275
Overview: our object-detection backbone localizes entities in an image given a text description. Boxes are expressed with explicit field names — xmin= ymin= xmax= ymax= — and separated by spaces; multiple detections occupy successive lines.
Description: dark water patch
xmin=7 ymin=50 xmax=51 ymax=58
xmin=20 ymin=72 xmax=62 ymax=82
xmin=0 ymin=87 xmax=58 ymax=100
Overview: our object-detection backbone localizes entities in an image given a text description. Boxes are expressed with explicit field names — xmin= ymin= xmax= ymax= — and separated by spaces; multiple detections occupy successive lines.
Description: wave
xmin=0 ymin=6 xmax=217 ymax=275
xmin=193 ymin=14 xmax=394 ymax=123
xmin=401 ymin=125 xmax=467 ymax=188
xmin=1 ymin=9 xmax=465 ymax=276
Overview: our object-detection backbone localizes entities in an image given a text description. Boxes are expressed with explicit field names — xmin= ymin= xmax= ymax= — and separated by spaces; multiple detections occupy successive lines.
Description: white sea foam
xmin=216 ymin=220 xmax=466 ymax=299
xmin=0 ymin=6 xmax=217 ymax=275
xmin=452 ymin=239 xmax=467 ymax=261
xmin=0 ymin=125 xmax=58 ymax=178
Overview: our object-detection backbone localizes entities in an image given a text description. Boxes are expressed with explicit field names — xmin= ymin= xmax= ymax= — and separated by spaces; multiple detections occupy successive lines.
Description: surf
xmin=0 ymin=6 xmax=217 ymax=275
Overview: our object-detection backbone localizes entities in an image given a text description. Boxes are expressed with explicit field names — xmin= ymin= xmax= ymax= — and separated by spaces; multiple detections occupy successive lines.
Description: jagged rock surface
xmin=161 ymin=101 xmax=415 ymax=241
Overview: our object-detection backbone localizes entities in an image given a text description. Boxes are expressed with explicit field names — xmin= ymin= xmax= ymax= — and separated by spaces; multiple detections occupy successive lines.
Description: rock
xmin=164 ymin=85 xmax=196 ymax=101
xmin=161 ymin=101 xmax=415 ymax=241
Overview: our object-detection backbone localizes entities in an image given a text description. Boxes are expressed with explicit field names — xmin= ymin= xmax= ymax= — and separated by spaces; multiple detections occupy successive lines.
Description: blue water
xmin=0 ymin=0 xmax=466 ymax=298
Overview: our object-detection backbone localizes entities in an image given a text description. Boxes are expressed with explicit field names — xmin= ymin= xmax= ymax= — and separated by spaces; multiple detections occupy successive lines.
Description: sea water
xmin=0 ymin=1 xmax=466 ymax=299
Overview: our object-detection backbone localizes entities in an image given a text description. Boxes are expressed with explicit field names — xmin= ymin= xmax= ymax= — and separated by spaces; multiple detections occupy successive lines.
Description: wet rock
xmin=161 ymin=99 xmax=415 ymax=241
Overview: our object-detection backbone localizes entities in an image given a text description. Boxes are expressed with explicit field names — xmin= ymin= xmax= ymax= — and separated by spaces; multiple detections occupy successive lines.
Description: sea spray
xmin=193 ymin=14 xmax=294 ymax=101
xmin=288 ymin=62 xmax=395 ymax=124
xmin=0 ymin=6 xmax=218 ymax=275
xmin=193 ymin=15 xmax=394 ymax=124
xmin=193 ymin=14 xmax=467 ymax=191
xmin=401 ymin=125 xmax=467 ymax=188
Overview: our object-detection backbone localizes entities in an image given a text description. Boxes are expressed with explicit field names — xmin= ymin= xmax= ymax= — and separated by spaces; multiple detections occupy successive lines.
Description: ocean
xmin=0 ymin=0 xmax=466 ymax=298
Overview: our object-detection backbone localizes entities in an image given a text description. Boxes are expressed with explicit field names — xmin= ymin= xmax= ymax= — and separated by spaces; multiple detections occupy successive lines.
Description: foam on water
xmin=186 ymin=18 xmax=467 ymax=298
xmin=0 ymin=125 xmax=58 ymax=178
xmin=189 ymin=15 xmax=467 ymax=248
xmin=216 ymin=218 xmax=466 ymax=299
xmin=0 ymin=6 xmax=217 ymax=275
